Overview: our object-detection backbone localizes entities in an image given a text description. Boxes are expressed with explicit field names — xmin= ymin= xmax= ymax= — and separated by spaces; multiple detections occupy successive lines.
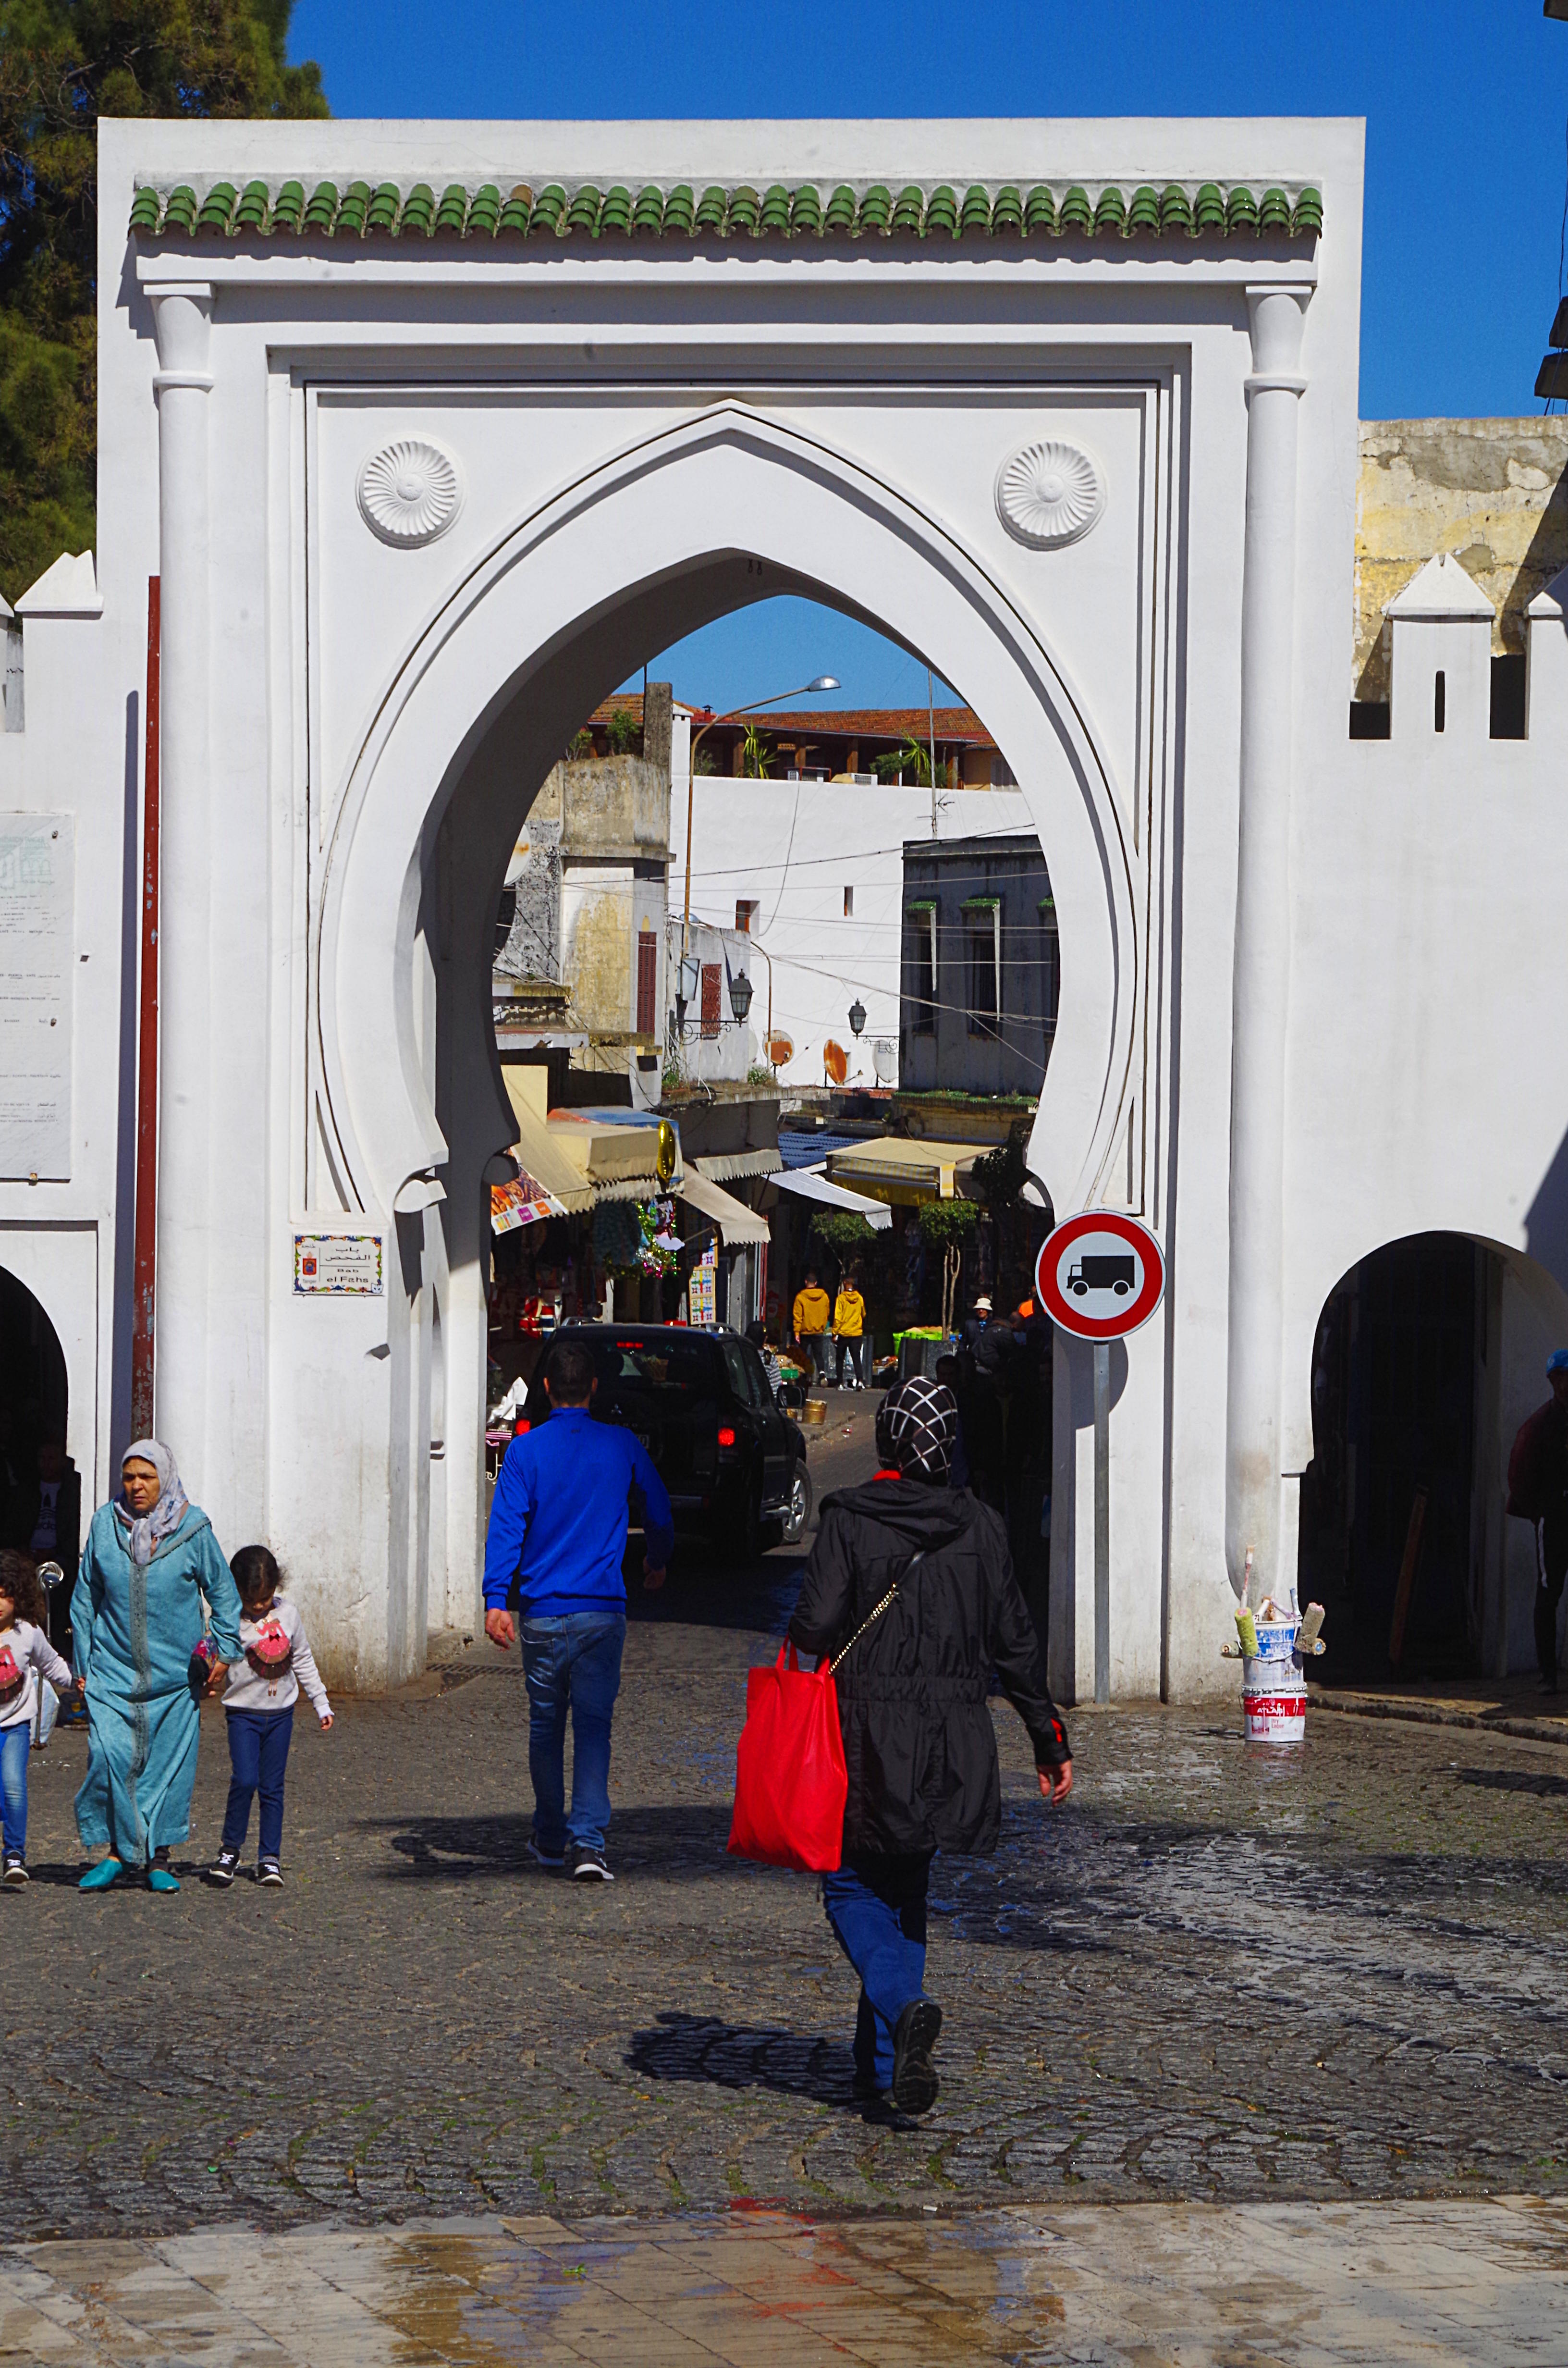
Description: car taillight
xmin=514 ymin=1418 xmax=530 ymax=1436
xmin=717 ymin=1426 xmax=736 ymax=1448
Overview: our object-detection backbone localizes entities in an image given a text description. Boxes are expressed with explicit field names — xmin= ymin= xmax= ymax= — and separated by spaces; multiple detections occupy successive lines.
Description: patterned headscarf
xmin=875 ymin=1377 xmax=958 ymax=1486
xmin=113 ymin=1440 xmax=190 ymax=1567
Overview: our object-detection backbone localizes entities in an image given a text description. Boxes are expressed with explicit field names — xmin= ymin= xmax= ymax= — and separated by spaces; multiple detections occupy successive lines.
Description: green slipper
xmin=147 ymin=1863 xmax=180 ymax=1893
xmin=78 ymin=1857 xmax=122 ymax=1891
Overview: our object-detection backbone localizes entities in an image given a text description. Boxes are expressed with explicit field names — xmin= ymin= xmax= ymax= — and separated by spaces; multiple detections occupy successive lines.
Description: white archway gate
xmin=85 ymin=118 xmax=1365 ymax=1694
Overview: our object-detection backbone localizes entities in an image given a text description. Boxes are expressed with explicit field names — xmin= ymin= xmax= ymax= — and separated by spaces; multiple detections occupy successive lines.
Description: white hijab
xmin=113 ymin=1439 xmax=190 ymax=1567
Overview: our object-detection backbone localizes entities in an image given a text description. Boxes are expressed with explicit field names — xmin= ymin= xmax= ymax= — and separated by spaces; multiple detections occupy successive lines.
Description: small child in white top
xmin=208 ymin=1544 xmax=331 ymax=1889
xmin=0 ymin=1548 xmax=77 ymax=1885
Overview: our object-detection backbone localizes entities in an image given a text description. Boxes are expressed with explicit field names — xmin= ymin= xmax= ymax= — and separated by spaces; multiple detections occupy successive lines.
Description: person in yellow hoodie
xmin=833 ymin=1273 xmax=868 ymax=1390
xmin=793 ymin=1269 xmax=832 ymax=1387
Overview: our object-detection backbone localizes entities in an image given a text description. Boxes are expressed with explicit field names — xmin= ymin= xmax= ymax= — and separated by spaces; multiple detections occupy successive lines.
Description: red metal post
xmin=130 ymin=578 xmax=160 ymax=1438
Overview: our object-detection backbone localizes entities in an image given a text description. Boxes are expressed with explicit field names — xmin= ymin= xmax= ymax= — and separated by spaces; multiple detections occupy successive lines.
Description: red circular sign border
xmin=1035 ymin=1212 xmax=1165 ymax=1341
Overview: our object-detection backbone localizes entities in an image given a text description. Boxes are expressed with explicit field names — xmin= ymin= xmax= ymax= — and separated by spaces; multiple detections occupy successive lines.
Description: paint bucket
xmin=1242 ymin=1620 xmax=1305 ymax=1742
xmin=802 ymin=1398 xmax=827 ymax=1427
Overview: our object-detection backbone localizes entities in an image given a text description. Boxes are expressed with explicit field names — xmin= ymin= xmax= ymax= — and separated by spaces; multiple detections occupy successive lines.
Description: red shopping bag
xmin=727 ymin=1643 xmax=847 ymax=1872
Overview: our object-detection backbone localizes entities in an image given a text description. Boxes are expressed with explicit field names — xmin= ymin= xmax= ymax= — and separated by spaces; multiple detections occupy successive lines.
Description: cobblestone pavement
xmin=5 ymin=1393 xmax=1568 ymax=2241
xmin=7 ymin=2196 xmax=1568 ymax=2364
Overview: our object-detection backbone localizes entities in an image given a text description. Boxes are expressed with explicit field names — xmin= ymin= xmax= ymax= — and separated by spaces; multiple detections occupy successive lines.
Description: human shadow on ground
xmin=1456 ymin=1765 xmax=1568 ymax=1799
xmin=627 ymin=2009 xmax=906 ymax=2119
xmin=361 ymin=1802 xmax=737 ymax=1882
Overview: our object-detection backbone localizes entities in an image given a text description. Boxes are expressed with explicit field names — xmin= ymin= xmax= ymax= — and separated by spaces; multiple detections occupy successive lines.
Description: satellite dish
xmin=823 ymin=1039 xmax=848 ymax=1085
xmin=872 ymin=1040 xmax=897 ymax=1085
xmin=767 ymin=1033 xmax=794 ymax=1067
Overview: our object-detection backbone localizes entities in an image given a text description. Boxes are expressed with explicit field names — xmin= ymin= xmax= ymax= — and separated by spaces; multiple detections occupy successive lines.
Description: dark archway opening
xmin=1299 ymin=1233 xmax=1485 ymax=1683
xmin=0 ymin=1265 xmax=78 ymax=1653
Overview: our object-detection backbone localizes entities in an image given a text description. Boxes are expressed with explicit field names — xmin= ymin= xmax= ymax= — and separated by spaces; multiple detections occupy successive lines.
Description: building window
xmin=735 ymin=898 xmax=760 ymax=933
xmin=700 ymin=962 xmax=722 ymax=1038
xmin=906 ymin=904 xmax=937 ymax=1035
xmin=636 ymin=929 xmax=658 ymax=1036
xmin=843 ymin=886 xmax=854 ymax=917
xmin=990 ymin=751 xmax=1017 ymax=788
xmin=963 ymin=900 xmax=1001 ymax=1038
xmin=1039 ymin=897 xmax=1060 ymax=1037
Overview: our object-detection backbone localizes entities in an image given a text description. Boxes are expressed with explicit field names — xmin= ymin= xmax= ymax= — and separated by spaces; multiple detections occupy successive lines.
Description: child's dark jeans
xmin=222 ymin=1706 xmax=294 ymax=1861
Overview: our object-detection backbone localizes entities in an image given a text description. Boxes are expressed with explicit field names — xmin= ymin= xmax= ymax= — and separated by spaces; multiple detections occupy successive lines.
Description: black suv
xmin=519 ymin=1325 xmax=812 ymax=1563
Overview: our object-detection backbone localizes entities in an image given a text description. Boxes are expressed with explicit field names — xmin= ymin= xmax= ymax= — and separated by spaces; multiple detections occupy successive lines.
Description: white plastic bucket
xmin=1243 ymin=1649 xmax=1305 ymax=1742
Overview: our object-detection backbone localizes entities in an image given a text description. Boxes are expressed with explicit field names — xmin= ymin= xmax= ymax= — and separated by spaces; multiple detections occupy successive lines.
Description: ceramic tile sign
xmin=0 ymin=816 xmax=73 ymax=1180
xmin=688 ymin=1241 xmax=717 ymax=1327
xmin=294 ymin=1233 xmax=384 ymax=1295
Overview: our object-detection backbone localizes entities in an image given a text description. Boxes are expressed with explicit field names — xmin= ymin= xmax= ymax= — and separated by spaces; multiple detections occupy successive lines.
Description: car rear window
xmin=596 ymin=1338 xmax=721 ymax=1395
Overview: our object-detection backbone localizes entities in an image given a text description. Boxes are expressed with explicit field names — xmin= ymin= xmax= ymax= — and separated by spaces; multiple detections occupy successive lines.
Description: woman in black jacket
xmin=788 ymin=1376 xmax=1072 ymax=2114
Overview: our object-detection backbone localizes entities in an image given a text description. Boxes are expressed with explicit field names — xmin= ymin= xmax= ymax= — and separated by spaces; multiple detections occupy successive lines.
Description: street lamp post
xmin=681 ymin=675 xmax=839 ymax=957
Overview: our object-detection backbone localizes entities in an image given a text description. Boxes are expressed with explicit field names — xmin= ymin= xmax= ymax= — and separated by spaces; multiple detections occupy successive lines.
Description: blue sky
xmin=290 ymin=0 xmax=1568 ymax=712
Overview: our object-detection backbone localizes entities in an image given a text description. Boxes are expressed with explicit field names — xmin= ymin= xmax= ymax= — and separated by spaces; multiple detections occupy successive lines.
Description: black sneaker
xmin=2 ymin=1850 xmax=27 ymax=1887
xmin=890 ymin=1999 xmax=943 ymax=2115
xmin=569 ymin=1844 xmax=614 ymax=1883
xmin=256 ymin=1857 xmax=283 ymax=1887
xmin=207 ymin=1848 xmax=239 ymax=1887
xmin=527 ymin=1833 xmax=566 ymax=1871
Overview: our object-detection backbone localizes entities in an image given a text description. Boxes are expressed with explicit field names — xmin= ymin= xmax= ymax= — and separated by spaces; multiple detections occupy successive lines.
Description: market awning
xmin=825 ymin=1135 xmax=983 ymax=1206
xmin=694 ymin=1147 xmax=781 ymax=1184
xmin=501 ymin=1073 xmax=682 ymax=1214
xmin=677 ymin=1169 xmax=772 ymax=1246
xmin=767 ymin=1166 xmax=893 ymax=1229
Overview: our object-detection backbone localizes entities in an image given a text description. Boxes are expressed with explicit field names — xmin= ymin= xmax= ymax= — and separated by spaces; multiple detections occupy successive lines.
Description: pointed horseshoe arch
xmin=316 ymin=404 xmax=1141 ymax=1226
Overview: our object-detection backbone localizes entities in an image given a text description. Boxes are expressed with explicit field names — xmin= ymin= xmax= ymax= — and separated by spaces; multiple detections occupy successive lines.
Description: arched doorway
xmin=0 ymin=1265 xmax=80 ymax=1643
xmin=1298 ymin=1232 xmax=1568 ymax=1684
xmin=303 ymin=410 xmax=1138 ymax=1664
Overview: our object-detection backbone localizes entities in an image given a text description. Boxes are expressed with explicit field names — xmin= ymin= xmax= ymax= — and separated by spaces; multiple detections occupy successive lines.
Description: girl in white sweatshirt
xmin=208 ymin=1545 xmax=331 ymax=1889
xmin=0 ymin=1549 xmax=77 ymax=1885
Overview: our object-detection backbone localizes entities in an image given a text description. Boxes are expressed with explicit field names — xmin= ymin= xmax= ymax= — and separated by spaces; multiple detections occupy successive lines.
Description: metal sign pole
xmin=1093 ymin=1339 xmax=1111 ymax=1704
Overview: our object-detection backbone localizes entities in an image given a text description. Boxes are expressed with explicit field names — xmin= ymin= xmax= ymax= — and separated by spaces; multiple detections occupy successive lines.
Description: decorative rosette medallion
xmin=995 ymin=440 xmax=1105 ymax=550
xmin=356 ymin=439 xmax=464 ymax=547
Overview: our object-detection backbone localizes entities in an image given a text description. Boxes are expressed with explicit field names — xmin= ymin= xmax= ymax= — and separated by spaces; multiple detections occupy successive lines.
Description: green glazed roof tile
xmin=233 ymin=178 xmax=270 ymax=230
xmin=924 ymin=184 xmax=958 ymax=236
xmin=128 ymin=173 xmax=1326 ymax=247
xmin=959 ymin=184 xmax=992 ymax=234
xmin=1022 ymin=184 xmax=1055 ymax=234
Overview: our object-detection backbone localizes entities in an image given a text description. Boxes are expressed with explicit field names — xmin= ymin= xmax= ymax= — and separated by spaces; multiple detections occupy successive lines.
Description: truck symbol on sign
xmin=1067 ymin=1254 xmax=1135 ymax=1297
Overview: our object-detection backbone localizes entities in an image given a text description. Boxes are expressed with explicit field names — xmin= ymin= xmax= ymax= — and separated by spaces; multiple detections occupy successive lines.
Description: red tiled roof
xmin=584 ymin=693 xmax=995 ymax=748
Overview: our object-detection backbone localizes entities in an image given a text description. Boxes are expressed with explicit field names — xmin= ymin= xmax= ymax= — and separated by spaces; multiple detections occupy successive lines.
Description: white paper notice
xmin=0 ymin=816 xmax=73 ymax=1180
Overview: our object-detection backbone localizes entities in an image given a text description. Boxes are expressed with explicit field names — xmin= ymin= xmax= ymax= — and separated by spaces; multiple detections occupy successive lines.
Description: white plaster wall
xmin=670 ymin=781 xmax=1035 ymax=1086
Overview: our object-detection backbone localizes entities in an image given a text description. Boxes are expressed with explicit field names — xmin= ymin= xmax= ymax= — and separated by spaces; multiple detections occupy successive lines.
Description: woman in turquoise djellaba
xmin=71 ymin=1441 xmax=242 ymax=1892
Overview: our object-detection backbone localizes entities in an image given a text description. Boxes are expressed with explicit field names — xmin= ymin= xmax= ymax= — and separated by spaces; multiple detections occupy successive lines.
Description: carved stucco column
xmin=1225 ymin=284 xmax=1311 ymax=1604
xmin=148 ymin=282 xmax=214 ymax=1479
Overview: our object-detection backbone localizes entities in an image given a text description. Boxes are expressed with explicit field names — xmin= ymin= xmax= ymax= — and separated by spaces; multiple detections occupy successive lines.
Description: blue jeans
xmin=0 ymin=1723 xmax=29 ymax=1857
xmin=821 ymin=1851 xmax=933 ymax=2088
xmin=222 ymin=1707 xmax=294 ymax=1861
xmin=521 ymin=1611 xmax=626 ymax=1854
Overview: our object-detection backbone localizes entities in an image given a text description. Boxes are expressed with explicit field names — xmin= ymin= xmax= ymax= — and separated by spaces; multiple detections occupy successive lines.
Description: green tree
xmin=739 ymin=719 xmax=773 ymax=778
xmin=607 ymin=705 xmax=639 ymax=754
xmin=873 ymin=733 xmax=932 ymax=786
xmin=0 ymin=0 xmax=328 ymax=601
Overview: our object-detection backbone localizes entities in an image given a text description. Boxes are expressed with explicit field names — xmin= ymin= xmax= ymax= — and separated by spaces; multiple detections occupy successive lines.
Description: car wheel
xmin=783 ymin=1460 xmax=813 ymax=1546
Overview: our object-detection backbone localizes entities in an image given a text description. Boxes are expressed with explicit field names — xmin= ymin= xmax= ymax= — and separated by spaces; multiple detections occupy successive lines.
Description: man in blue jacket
xmin=483 ymin=1337 xmax=674 ymax=1880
